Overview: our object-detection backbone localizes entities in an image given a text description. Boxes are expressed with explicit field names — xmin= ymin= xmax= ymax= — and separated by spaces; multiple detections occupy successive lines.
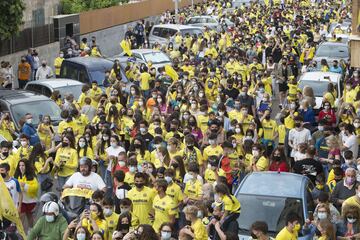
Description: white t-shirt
xmin=5 ymin=177 xmax=21 ymax=207
xmin=106 ymin=146 xmax=125 ymax=171
xmin=65 ymin=172 xmax=106 ymax=191
xmin=288 ymin=128 xmax=311 ymax=157
xmin=343 ymin=134 xmax=359 ymax=158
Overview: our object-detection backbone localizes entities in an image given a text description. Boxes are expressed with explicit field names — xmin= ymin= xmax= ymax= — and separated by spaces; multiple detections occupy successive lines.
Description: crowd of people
xmin=0 ymin=0 xmax=359 ymax=239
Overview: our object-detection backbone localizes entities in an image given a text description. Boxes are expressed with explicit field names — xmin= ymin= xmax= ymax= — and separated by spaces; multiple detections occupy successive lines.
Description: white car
xmin=111 ymin=49 xmax=172 ymax=73
xmin=149 ymin=24 xmax=204 ymax=46
xmin=186 ymin=16 xmax=234 ymax=32
xmin=298 ymin=71 xmax=343 ymax=110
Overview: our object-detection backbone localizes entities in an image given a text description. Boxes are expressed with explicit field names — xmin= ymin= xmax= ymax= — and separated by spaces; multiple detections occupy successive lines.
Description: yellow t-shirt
xmin=261 ymin=119 xmax=278 ymax=141
xmin=184 ymin=179 xmax=203 ymax=201
xmin=342 ymin=196 xmax=360 ymax=212
xmin=196 ymin=115 xmax=209 ymax=133
xmin=89 ymin=87 xmax=103 ymax=108
xmin=152 ymin=195 xmax=177 ymax=232
xmin=105 ymin=212 xmax=119 ymax=238
xmin=192 ymin=218 xmax=208 ymax=240
xmin=78 ymin=147 xmax=94 ymax=159
xmin=204 ymin=168 xmax=225 ymax=184
xmin=127 ymin=186 xmax=156 ymax=225
xmin=54 ymin=147 xmax=78 ymax=177
xmin=166 ymin=182 xmax=183 ymax=218
xmin=0 ymin=121 xmax=15 ymax=141
xmin=124 ymin=172 xmax=135 ymax=188
xmin=34 ymin=156 xmax=51 ymax=174
xmin=140 ymin=72 xmax=151 ymax=91
xmin=221 ymin=194 xmax=241 ymax=214
xmin=278 ymin=125 xmax=286 ymax=144
xmin=253 ymin=156 xmax=269 ymax=171
xmin=203 ymin=145 xmax=223 ymax=162
xmin=275 ymin=226 xmax=298 ymax=240
xmin=74 ymin=114 xmax=89 ymax=136
xmin=58 ymin=120 xmax=78 ymax=135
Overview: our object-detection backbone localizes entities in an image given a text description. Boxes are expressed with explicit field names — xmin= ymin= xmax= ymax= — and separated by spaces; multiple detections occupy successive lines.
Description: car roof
xmin=236 ymin=172 xmax=308 ymax=198
xmin=318 ymin=41 xmax=348 ymax=48
xmin=128 ymin=49 xmax=164 ymax=54
xmin=27 ymin=78 xmax=85 ymax=88
xmin=189 ymin=15 xmax=214 ymax=18
xmin=63 ymin=57 xmax=113 ymax=70
xmin=299 ymin=71 xmax=342 ymax=83
xmin=0 ymin=89 xmax=53 ymax=105
xmin=153 ymin=24 xmax=203 ymax=30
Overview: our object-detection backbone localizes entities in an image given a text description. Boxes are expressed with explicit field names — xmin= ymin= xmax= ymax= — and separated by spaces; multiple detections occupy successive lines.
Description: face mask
xmin=355 ymin=123 xmax=360 ymax=128
xmin=157 ymin=98 xmax=162 ymax=103
xmin=324 ymin=106 xmax=330 ymax=110
xmin=76 ymin=233 xmax=86 ymax=240
xmin=45 ymin=215 xmax=55 ymax=222
xmin=118 ymin=160 xmax=126 ymax=167
xmin=317 ymin=212 xmax=327 ymax=220
xmin=161 ymin=231 xmax=171 ymax=240
xmin=348 ymin=217 xmax=357 ymax=224
xmin=131 ymin=90 xmax=136 ymax=95
xmin=357 ymin=165 xmax=360 ymax=172
xmin=140 ymin=127 xmax=146 ymax=133
xmin=295 ymin=122 xmax=301 ymax=128
xmin=135 ymin=182 xmax=144 ymax=189
xmin=318 ymin=126 xmax=324 ymax=131
xmin=26 ymin=118 xmax=33 ymax=124
xmin=103 ymin=136 xmax=109 ymax=141
xmin=129 ymin=166 xmax=136 ymax=173
xmin=197 ymin=210 xmax=203 ymax=219
xmin=209 ymin=139 xmax=216 ymax=145
xmin=138 ymin=101 xmax=144 ymax=106
xmin=103 ymin=208 xmax=112 ymax=217
xmin=293 ymin=223 xmax=301 ymax=231
xmin=345 ymin=160 xmax=353 ymax=166
xmin=240 ymin=92 xmax=246 ymax=96
xmin=120 ymin=207 xmax=130 ymax=214
xmin=20 ymin=141 xmax=27 ymax=147
xmin=218 ymin=111 xmax=224 ymax=116
xmin=252 ymin=150 xmax=259 ymax=157
xmin=79 ymin=141 xmax=86 ymax=148
xmin=111 ymin=142 xmax=118 ymax=148
xmin=164 ymin=176 xmax=172 ymax=184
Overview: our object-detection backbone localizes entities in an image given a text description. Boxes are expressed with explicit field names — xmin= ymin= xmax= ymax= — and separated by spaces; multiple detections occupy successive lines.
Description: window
xmin=79 ymin=69 xmax=89 ymax=84
xmin=61 ymin=63 xmax=79 ymax=81
xmin=25 ymin=84 xmax=43 ymax=94
xmin=152 ymin=27 xmax=162 ymax=37
xmin=160 ymin=28 xmax=177 ymax=38
xmin=206 ymin=18 xmax=217 ymax=23
xmin=32 ymin=8 xmax=45 ymax=26
xmin=42 ymin=87 xmax=52 ymax=97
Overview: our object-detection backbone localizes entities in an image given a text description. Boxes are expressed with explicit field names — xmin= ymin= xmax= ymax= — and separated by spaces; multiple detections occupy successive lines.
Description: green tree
xmin=0 ymin=0 xmax=25 ymax=40
xmin=61 ymin=0 xmax=128 ymax=14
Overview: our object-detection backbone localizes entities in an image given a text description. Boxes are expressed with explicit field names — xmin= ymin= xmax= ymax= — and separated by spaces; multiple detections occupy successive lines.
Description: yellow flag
xmin=264 ymin=0 xmax=269 ymax=6
xmin=165 ymin=65 xmax=179 ymax=81
xmin=120 ymin=40 xmax=132 ymax=56
xmin=0 ymin=175 xmax=26 ymax=240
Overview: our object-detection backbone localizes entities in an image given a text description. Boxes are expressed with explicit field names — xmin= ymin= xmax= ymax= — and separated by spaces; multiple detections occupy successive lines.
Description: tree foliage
xmin=0 ymin=0 xmax=26 ymax=40
xmin=61 ymin=0 xmax=129 ymax=14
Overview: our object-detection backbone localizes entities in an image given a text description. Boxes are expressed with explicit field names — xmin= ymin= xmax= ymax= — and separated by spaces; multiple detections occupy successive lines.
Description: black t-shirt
xmin=209 ymin=219 xmax=239 ymax=240
xmin=114 ymin=182 xmax=132 ymax=214
xmin=239 ymin=95 xmax=255 ymax=113
xmin=293 ymin=158 xmax=323 ymax=183
xmin=136 ymin=132 xmax=154 ymax=149
xmin=223 ymin=88 xmax=239 ymax=100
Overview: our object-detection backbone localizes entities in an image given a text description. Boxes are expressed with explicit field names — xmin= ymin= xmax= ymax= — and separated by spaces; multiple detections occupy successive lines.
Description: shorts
xmin=21 ymin=202 xmax=36 ymax=214
xmin=278 ymin=82 xmax=288 ymax=92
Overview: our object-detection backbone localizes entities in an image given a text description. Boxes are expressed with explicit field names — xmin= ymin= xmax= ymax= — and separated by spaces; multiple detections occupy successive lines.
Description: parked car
xmin=298 ymin=71 xmax=343 ymax=110
xmin=186 ymin=16 xmax=234 ymax=31
xmin=0 ymin=89 xmax=62 ymax=132
xmin=235 ymin=172 xmax=314 ymax=240
xmin=149 ymin=24 xmax=204 ymax=46
xmin=60 ymin=57 xmax=124 ymax=86
xmin=111 ymin=49 xmax=172 ymax=73
xmin=25 ymin=78 xmax=86 ymax=100
xmin=313 ymin=41 xmax=350 ymax=65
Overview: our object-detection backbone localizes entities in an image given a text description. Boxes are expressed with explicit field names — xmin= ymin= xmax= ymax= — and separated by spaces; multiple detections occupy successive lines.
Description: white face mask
xmin=218 ymin=111 xmax=224 ymax=116
xmin=199 ymin=92 xmax=204 ymax=98
xmin=317 ymin=212 xmax=327 ymax=220
xmin=79 ymin=141 xmax=86 ymax=148
xmin=59 ymin=54 xmax=64 ymax=58
xmin=161 ymin=231 xmax=171 ymax=240
xmin=76 ymin=233 xmax=86 ymax=240
xmin=20 ymin=140 xmax=27 ymax=147
xmin=164 ymin=176 xmax=172 ymax=184
xmin=209 ymin=139 xmax=216 ymax=145
xmin=111 ymin=142 xmax=117 ymax=148
xmin=103 ymin=208 xmax=112 ymax=217
xmin=140 ymin=127 xmax=146 ymax=133
xmin=103 ymin=136 xmax=109 ymax=141
xmin=354 ymin=123 xmax=360 ymax=128
xmin=235 ymin=128 xmax=241 ymax=134
xmin=318 ymin=126 xmax=324 ymax=131
xmin=26 ymin=118 xmax=33 ymax=124
xmin=131 ymin=90 xmax=136 ymax=95
xmin=118 ymin=161 xmax=126 ymax=167
xmin=129 ymin=166 xmax=136 ymax=173
xmin=252 ymin=150 xmax=259 ymax=157
xmin=348 ymin=217 xmax=357 ymax=224
xmin=45 ymin=215 xmax=55 ymax=222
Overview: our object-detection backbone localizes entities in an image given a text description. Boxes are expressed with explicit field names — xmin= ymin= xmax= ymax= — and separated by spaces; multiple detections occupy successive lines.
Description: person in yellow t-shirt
xmin=81 ymin=203 xmax=108 ymax=238
xmin=275 ymin=212 xmax=301 ymax=240
xmin=139 ymin=66 xmax=151 ymax=98
xmin=127 ymin=172 xmax=156 ymax=225
xmin=204 ymin=155 xmax=225 ymax=184
xmin=151 ymin=179 xmax=176 ymax=233
xmin=103 ymin=197 xmax=119 ymax=238
xmin=89 ymin=81 xmax=103 ymax=108
xmin=0 ymin=113 xmax=16 ymax=142
xmin=180 ymin=205 xmax=208 ymax=240
xmin=164 ymin=168 xmax=183 ymax=217
xmin=77 ymin=136 xmax=94 ymax=159
xmin=124 ymin=158 xmax=137 ymax=188
xmin=13 ymin=134 xmax=33 ymax=168
xmin=184 ymin=163 xmax=203 ymax=203
xmin=342 ymin=184 xmax=360 ymax=212
xmin=203 ymin=135 xmax=223 ymax=165
xmin=248 ymin=144 xmax=269 ymax=172
xmin=215 ymin=183 xmax=241 ymax=227
xmin=54 ymin=134 xmax=78 ymax=189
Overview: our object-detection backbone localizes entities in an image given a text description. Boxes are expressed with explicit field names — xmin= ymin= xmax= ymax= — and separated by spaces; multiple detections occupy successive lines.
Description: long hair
xmin=138 ymin=224 xmax=159 ymax=240
xmin=77 ymin=136 xmax=89 ymax=158
xmin=28 ymin=143 xmax=47 ymax=164
xmin=14 ymin=159 xmax=36 ymax=181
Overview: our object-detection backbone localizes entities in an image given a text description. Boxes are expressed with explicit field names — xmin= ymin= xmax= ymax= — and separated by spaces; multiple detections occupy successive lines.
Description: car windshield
xmin=236 ymin=194 xmax=304 ymax=233
xmin=56 ymin=85 xmax=84 ymax=100
xmin=316 ymin=45 xmax=348 ymax=58
xmin=143 ymin=52 xmax=171 ymax=64
xmin=299 ymin=80 xmax=337 ymax=97
xmin=89 ymin=70 xmax=106 ymax=86
xmin=180 ymin=28 xmax=203 ymax=37
xmin=11 ymin=100 xmax=62 ymax=127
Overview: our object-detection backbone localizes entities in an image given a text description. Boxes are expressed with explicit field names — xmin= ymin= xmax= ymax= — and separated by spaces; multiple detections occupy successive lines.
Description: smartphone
xmin=308 ymin=211 xmax=314 ymax=221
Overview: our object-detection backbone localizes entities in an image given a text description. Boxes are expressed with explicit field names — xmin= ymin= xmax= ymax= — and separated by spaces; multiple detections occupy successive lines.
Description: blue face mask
xmin=129 ymin=166 xmax=136 ymax=173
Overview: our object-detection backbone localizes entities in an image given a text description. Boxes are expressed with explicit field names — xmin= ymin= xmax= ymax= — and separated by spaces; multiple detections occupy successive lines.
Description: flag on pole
xmin=165 ymin=65 xmax=179 ymax=81
xmin=120 ymin=39 xmax=132 ymax=56
xmin=0 ymin=175 xmax=26 ymax=240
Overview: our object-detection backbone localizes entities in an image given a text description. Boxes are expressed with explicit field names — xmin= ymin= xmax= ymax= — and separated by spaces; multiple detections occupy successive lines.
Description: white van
xmin=298 ymin=71 xmax=343 ymax=110
xmin=148 ymin=24 xmax=204 ymax=46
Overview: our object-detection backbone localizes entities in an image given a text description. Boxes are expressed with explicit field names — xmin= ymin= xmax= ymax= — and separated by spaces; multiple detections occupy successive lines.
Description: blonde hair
xmin=303 ymin=85 xmax=315 ymax=98
xmin=183 ymin=205 xmax=199 ymax=218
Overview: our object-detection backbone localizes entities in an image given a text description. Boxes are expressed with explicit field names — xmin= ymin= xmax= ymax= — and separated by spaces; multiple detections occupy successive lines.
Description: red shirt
xmin=112 ymin=165 xmax=129 ymax=175
xmin=269 ymin=161 xmax=289 ymax=172
xmin=318 ymin=109 xmax=336 ymax=126
xmin=220 ymin=156 xmax=232 ymax=184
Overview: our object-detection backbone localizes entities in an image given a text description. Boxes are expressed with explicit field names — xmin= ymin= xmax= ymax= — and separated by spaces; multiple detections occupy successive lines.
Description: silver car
xmin=25 ymin=78 xmax=86 ymax=100
xmin=111 ymin=49 xmax=172 ymax=73
xmin=313 ymin=41 xmax=350 ymax=66
xmin=186 ymin=16 xmax=234 ymax=32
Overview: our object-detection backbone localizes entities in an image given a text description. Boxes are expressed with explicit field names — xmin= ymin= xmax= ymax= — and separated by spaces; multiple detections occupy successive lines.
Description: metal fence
xmin=0 ymin=24 xmax=55 ymax=57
